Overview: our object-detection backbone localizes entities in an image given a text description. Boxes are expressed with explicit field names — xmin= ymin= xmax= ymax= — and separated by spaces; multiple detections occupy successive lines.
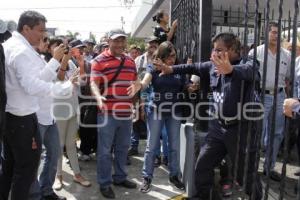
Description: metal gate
xmin=170 ymin=0 xmax=300 ymax=199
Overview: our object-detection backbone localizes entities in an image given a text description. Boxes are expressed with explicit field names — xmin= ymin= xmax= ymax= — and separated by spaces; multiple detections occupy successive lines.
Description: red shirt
xmin=90 ymin=49 xmax=137 ymax=117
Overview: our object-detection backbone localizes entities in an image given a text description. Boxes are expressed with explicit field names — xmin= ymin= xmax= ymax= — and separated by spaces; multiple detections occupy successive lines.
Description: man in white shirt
xmin=0 ymin=11 xmax=72 ymax=200
xmin=249 ymin=21 xmax=291 ymax=182
xmin=29 ymin=34 xmax=67 ymax=200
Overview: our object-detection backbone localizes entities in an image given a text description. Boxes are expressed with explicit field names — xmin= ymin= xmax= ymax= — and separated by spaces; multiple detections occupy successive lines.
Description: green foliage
xmin=127 ymin=36 xmax=145 ymax=52
xmin=66 ymin=30 xmax=80 ymax=39
xmin=89 ymin=32 xmax=97 ymax=44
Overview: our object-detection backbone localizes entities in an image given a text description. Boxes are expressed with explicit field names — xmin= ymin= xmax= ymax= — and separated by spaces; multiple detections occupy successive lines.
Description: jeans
xmin=154 ymin=125 xmax=168 ymax=158
xmin=96 ymin=114 xmax=132 ymax=188
xmin=29 ymin=123 xmax=61 ymax=199
xmin=142 ymin=112 xmax=181 ymax=179
xmin=130 ymin=129 xmax=139 ymax=151
xmin=262 ymin=92 xmax=285 ymax=170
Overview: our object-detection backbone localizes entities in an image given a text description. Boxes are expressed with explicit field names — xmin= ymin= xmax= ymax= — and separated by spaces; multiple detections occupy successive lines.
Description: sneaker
xmin=169 ymin=176 xmax=185 ymax=190
xmin=140 ymin=178 xmax=152 ymax=193
xmin=113 ymin=179 xmax=137 ymax=189
xmin=78 ymin=154 xmax=91 ymax=161
xmin=128 ymin=148 xmax=138 ymax=156
xmin=221 ymin=184 xmax=233 ymax=197
xmin=43 ymin=192 xmax=66 ymax=200
xmin=100 ymin=186 xmax=115 ymax=199
xmin=154 ymin=156 xmax=161 ymax=167
xmin=294 ymin=169 xmax=300 ymax=176
xmin=53 ymin=176 xmax=63 ymax=190
xmin=263 ymin=170 xmax=281 ymax=182
xmin=162 ymin=156 xmax=168 ymax=166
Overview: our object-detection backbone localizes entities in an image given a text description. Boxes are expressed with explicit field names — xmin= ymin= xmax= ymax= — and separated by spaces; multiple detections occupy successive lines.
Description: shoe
xmin=154 ymin=156 xmax=161 ymax=167
xmin=140 ymin=178 xmax=152 ymax=193
xmin=43 ymin=193 xmax=66 ymax=200
xmin=128 ymin=148 xmax=138 ymax=156
xmin=169 ymin=176 xmax=185 ymax=190
xmin=294 ymin=170 xmax=300 ymax=176
xmin=113 ymin=179 xmax=137 ymax=189
xmin=263 ymin=170 xmax=281 ymax=182
xmin=100 ymin=186 xmax=115 ymax=199
xmin=162 ymin=156 xmax=168 ymax=166
xmin=53 ymin=177 xmax=63 ymax=191
xmin=221 ymin=184 xmax=233 ymax=197
xmin=78 ymin=154 xmax=91 ymax=161
xmin=126 ymin=156 xmax=131 ymax=165
xmin=73 ymin=176 xmax=91 ymax=187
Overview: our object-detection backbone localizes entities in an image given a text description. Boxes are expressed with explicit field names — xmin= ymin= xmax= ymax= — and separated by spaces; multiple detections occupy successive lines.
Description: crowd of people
xmin=0 ymin=8 xmax=300 ymax=200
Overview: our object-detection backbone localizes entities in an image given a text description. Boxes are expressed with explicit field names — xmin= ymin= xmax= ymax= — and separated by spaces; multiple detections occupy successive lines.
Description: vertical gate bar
xmin=288 ymin=10 xmax=291 ymax=42
xmin=264 ymin=0 xmax=284 ymax=199
xmin=238 ymin=7 xmax=241 ymax=37
xmin=258 ymin=13 xmax=262 ymax=45
xmin=220 ymin=5 xmax=223 ymax=32
xmin=232 ymin=1 xmax=249 ymax=198
xmin=272 ymin=9 xmax=274 ymax=20
xmin=253 ymin=0 xmax=270 ymax=198
xmin=283 ymin=19 xmax=286 ymax=38
xmin=243 ymin=0 xmax=259 ymax=199
xmin=279 ymin=1 xmax=299 ymax=199
xmin=229 ymin=6 xmax=232 ymax=31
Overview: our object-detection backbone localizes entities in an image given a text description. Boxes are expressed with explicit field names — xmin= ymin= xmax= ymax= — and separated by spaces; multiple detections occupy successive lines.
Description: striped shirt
xmin=90 ymin=49 xmax=137 ymax=117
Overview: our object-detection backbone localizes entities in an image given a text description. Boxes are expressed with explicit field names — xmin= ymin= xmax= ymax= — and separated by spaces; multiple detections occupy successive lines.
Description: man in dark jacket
xmin=153 ymin=33 xmax=262 ymax=199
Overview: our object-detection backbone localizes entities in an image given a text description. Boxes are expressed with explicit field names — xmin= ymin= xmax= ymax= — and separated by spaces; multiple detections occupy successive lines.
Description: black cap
xmin=107 ymin=28 xmax=127 ymax=40
xmin=69 ymin=39 xmax=87 ymax=48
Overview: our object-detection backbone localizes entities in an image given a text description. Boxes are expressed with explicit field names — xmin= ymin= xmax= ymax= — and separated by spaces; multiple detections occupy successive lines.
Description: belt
xmin=265 ymin=88 xmax=283 ymax=95
xmin=217 ymin=118 xmax=239 ymax=127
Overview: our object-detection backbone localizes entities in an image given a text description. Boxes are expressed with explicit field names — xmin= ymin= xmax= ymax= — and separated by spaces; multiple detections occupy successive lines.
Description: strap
xmin=107 ymin=56 xmax=125 ymax=87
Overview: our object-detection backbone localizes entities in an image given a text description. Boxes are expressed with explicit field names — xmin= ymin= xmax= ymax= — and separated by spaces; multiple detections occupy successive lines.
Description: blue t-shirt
xmin=143 ymin=64 xmax=186 ymax=115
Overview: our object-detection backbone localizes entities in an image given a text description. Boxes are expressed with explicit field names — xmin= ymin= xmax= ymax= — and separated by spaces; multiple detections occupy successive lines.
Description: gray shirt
xmin=249 ymin=44 xmax=291 ymax=90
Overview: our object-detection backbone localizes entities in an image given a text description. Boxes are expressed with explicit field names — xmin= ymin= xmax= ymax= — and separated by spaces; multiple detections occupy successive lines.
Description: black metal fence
xmin=170 ymin=0 xmax=300 ymax=199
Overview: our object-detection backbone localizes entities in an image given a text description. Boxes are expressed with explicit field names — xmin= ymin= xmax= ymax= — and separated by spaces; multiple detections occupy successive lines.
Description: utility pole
xmin=121 ymin=16 xmax=125 ymax=31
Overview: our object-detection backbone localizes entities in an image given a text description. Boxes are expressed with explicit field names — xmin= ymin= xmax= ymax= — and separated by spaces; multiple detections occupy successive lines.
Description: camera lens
xmin=64 ymin=46 xmax=69 ymax=54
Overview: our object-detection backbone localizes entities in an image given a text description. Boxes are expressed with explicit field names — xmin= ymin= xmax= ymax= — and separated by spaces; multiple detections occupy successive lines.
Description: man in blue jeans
xmin=90 ymin=28 xmax=137 ymax=199
xmin=29 ymin=33 xmax=69 ymax=200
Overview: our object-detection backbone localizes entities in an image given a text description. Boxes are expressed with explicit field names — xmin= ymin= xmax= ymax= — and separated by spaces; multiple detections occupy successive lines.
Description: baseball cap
xmin=145 ymin=36 xmax=159 ymax=43
xmin=0 ymin=19 xmax=7 ymax=34
xmin=108 ymin=28 xmax=127 ymax=40
xmin=69 ymin=39 xmax=87 ymax=48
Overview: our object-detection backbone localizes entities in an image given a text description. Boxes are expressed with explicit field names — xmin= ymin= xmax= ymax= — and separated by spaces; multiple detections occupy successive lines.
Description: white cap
xmin=6 ymin=20 xmax=17 ymax=33
xmin=0 ymin=19 xmax=7 ymax=34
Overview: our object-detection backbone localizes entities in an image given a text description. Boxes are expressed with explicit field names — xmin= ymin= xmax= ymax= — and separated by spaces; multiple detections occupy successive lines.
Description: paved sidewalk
xmin=55 ymin=140 xmax=184 ymax=200
xmin=54 ymin=140 xmax=300 ymax=200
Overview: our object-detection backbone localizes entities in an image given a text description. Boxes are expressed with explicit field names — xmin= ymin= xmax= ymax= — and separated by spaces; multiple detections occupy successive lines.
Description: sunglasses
xmin=43 ymin=37 xmax=49 ymax=43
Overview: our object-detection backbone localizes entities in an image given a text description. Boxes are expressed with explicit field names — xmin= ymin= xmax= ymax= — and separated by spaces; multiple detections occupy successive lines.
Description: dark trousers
xmin=194 ymin=120 xmax=262 ymax=199
xmin=0 ymin=113 xmax=42 ymax=200
xmin=79 ymin=126 xmax=97 ymax=155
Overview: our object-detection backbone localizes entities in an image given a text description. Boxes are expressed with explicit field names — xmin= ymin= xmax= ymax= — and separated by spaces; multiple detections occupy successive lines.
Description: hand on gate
xmin=283 ymin=98 xmax=300 ymax=118
xmin=211 ymin=52 xmax=233 ymax=75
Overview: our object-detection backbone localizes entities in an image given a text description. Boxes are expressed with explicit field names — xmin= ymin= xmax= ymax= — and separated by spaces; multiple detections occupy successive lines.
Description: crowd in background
xmin=0 ymin=8 xmax=300 ymax=200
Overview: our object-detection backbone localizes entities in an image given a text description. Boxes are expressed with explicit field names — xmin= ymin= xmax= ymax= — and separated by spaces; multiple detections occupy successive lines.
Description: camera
xmin=64 ymin=46 xmax=69 ymax=54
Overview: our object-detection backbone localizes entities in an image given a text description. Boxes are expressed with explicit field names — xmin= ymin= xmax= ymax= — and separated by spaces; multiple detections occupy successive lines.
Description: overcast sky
xmin=0 ymin=0 xmax=144 ymax=41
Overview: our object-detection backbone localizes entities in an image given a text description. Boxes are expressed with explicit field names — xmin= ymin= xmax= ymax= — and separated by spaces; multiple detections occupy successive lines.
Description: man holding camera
xmin=0 ymin=11 xmax=74 ymax=200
